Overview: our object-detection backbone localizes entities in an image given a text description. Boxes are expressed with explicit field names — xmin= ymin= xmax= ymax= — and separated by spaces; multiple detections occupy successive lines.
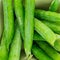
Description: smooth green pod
xmin=8 ymin=25 xmax=22 ymax=60
xmin=24 ymin=0 xmax=35 ymax=57
xmin=14 ymin=0 xmax=24 ymax=39
xmin=36 ymin=41 xmax=60 ymax=60
xmin=35 ymin=10 xmax=60 ymax=24
xmin=32 ymin=44 xmax=52 ymax=60
xmin=2 ymin=0 xmax=14 ymax=49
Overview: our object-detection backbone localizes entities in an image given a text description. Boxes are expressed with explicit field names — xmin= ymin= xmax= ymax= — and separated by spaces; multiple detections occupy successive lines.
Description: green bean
xmin=0 ymin=0 xmax=14 ymax=60
xmin=35 ymin=9 xmax=60 ymax=24
xmin=36 ymin=41 xmax=60 ymax=60
xmin=8 ymin=25 xmax=22 ymax=60
xmin=35 ymin=18 xmax=60 ymax=51
xmin=2 ymin=0 xmax=14 ymax=49
xmin=32 ymin=44 xmax=52 ymax=60
xmin=34 ymin=32 xmax=60 ymax=52
xmin=14 ymin=0 xmax=24 ymax=39
xmin=24 ymin=0 xmax=35 ymax=57
xmin=35 ymin=18 xmax=56 ymax=46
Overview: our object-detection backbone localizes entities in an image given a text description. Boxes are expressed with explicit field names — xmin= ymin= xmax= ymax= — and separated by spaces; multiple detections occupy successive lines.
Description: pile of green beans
xmin=0 ymin=0 xmax=60 ymax=60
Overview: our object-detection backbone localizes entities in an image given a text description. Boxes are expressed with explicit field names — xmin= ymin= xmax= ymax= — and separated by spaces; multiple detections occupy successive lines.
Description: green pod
xmin=32 ymin=44 xmax=52 ymax=60
xmin=35 ymin=10 xmax=60 ymax=24
xmin=24 ymin=0 xmax=35 ymax=57
xmin=35 ymin=18 xmax=60 ymax=52
xmin=2 ymin=0 xmax=14 ymax=49
xmin=14 ymin=0 xmax=24 ymax=39
xmin=36 ymin=41 xmax=60 ymax=60
xmin=35 ymin=18 xmax=56 ymax=46
xmin=0 ymin=0 xmax=14 ymax=60
xmin=8 ymin=25 xmax=22 ymax=60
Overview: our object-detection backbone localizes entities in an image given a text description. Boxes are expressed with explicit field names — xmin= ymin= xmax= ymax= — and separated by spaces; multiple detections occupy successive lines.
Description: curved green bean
xmin=0 ymin=0 xmax=14 ymax=60
xmin=8 ymin=25 xmax=21 ymax=60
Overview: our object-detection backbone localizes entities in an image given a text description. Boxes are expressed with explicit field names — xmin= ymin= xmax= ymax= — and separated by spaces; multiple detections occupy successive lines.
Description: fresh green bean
xmin=8 ymin=25 xmax=21 ymax=60
xmin=2 ymin=0 xmax=14 ymax=49
xmin=24 ymin=0 xmax=35 ymax=57
xmin=34 ymin=32 xmax=60 ymax=52
xmin=35 ymin=18 xmax=60 ymax=51
xmin=34 ymin=31 xmax=60 ymax=52
xmin=14 ymin=0 xmax=24 ymax=39
xmin=32 ymin=44 xmax=52 ymax=60
xmin=0 ymin=0 xmax=14 ymax=60
xmin=36 ymin=41 xmax=60 ymax=60
xmin=35 ymin=18 xmax=56 ymax=46
xmin=35 ymin=9 xmax=60 ymax=24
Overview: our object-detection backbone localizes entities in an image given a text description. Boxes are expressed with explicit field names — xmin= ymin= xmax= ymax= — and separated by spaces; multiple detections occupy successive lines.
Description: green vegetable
xmin=49 ymin=0 xmax=59 ymax=12
xmin=35 ymin=18 xmax=56 ymax=46
xmin=24 ymin=0 xmax=35 ymax=57
xmin=35 ymin=18 xmax=60 ymax=51
xmin=8 ymin=25 xmax=22 ymax=60
xmin=2 ymin=0 xmax=14 ymax=49
xmin=35 ymin=10 xmax=60 ymax=24
xmin=0 ymin=0 xmax=14 ymax=60
xmin=34 ymin=31 xmax=60 ymax=52
xmin=42 ymin=21 xmax=60 ymax=34
xmin=14 ymin=0 xmax=24 ymax=39
xmin=34 ymin=32 xmax=60 ymax=52
xmin=32 ymin=44 xmax=52 ymax=60
xmin=36 ymin=41 xmax=60 ymax=60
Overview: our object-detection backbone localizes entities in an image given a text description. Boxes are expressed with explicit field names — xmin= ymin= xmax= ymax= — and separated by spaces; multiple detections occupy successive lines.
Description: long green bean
xmin=14 ymin=0 xmax=24 ymax=39
xmin=36 ymin=41 xmax=60 ymax=60
xmin=32 ymin=44 xmax=52 ymax=60
xmin=35 ymin=18 xmax=60 ymax=51
xmin=0 ymin=0 xmax=14 ymax=60
xmin=24 ymin=0 xmax=35 ymax=57
xmin=8 ymin=25 xmax=21 ymax=60
xmin=35 ymin=9 xmax=60 ymax=24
